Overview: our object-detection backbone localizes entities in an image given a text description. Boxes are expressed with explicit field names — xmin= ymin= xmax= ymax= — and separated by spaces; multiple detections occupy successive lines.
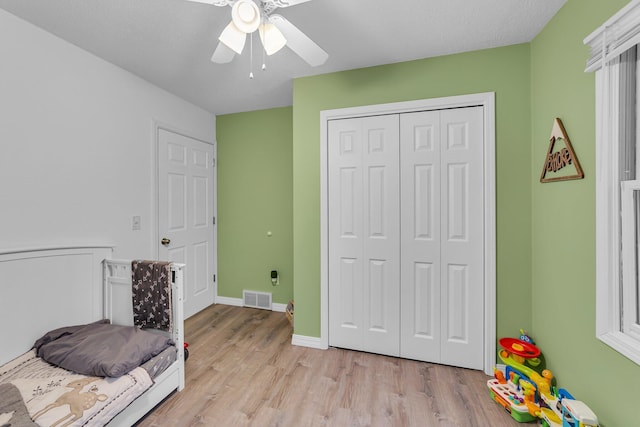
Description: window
xmin=619 ymin=48 xmax=640 ymax=345
xmin=585 ymin=0 xmax=640 ymax=364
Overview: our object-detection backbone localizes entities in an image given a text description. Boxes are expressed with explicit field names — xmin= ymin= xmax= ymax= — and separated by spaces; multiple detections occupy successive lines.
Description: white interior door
xmin=328 ymin=115 xmax=400 ymax=356
xmin=400 ymin=107 xmax=484 ymax=370
xmin=158 ymin=129 xmax=216 ymax=318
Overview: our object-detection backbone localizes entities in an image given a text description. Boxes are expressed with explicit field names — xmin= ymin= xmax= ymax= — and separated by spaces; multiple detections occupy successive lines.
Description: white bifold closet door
xmin=328 ymin=107 xmax=484 ymax=370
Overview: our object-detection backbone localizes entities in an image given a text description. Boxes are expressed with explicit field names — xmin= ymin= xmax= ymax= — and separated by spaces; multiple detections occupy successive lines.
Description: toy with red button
xmin=487 ymin=332 xmax=599 ymax=426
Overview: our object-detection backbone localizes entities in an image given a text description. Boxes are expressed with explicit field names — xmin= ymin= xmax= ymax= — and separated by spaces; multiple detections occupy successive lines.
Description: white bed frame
xmin=0 ymin=246 xmax=185 ymax=427
xmin=104 ymin=258 xmax=185 ymax=426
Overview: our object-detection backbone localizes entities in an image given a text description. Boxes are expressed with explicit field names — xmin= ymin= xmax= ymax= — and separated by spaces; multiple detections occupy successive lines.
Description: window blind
xmin=584 ymin=0 xmax=640 ymax=72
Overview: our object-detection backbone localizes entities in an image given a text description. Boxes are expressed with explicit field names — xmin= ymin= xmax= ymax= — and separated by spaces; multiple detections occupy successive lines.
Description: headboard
xmin=0 ymin=246 xmax=113 ymax=365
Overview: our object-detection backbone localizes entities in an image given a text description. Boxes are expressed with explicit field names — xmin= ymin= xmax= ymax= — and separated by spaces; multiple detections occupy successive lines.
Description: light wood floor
xmin=135 ymin=305 xmax=520 ymax=427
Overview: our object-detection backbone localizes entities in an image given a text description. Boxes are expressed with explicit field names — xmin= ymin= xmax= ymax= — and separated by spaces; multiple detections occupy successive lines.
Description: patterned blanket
xmin=0 ymin=350 xmax=153 ymax=427
xmin=131 ymin=260 xmax=172 ymax=332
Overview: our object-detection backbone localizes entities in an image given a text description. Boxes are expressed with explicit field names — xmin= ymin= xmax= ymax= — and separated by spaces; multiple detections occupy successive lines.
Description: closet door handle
xmin=161 ymin=238 xmax=171 ymax=246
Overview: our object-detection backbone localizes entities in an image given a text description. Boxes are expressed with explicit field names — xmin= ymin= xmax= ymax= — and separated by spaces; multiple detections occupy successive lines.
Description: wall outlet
xmin=132 ymin=215 xmax=141 ymax=231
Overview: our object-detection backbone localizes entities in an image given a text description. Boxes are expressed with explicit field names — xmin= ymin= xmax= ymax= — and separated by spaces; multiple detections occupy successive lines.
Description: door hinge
xmin=213 ymin=216 xmax=216 ymax=225
xmin=212 ymin=158 xmax=216 ymax=167
xmin=213 ymin=274 xmax=216 ymax=282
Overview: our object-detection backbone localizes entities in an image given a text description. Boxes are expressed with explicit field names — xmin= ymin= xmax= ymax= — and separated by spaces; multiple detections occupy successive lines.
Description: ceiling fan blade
xmin=269 ymin=14 xmax=328 ymax=66
xmin=211 ymin=41 xmax=236 ymax=63
xmin=184 ymin=0 xmax=232 ymax=6
xmin=272 ymin=0 xmax=314 ymax=7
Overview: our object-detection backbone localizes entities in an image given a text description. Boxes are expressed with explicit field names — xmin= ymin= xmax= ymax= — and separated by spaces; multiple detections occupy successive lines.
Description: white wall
xmin=0 ymin=10 xmax=215 ymax=259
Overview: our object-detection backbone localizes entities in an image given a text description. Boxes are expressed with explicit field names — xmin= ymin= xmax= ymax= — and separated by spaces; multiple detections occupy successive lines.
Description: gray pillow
xmin=34 ymin=321 xmax=173 ymax=377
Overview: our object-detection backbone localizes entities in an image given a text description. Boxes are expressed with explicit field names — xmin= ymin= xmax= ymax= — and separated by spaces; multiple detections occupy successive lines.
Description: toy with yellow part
xmin=562 ymin=399 xmax=599 ymax=427
xmin=487 ymin=365 xmax=538 ymax=423
xmin=488 ymin=332 xmax=599 ymax=427
xmin=498 ymin=336 xmax=543 ymax=377
xmin=536 ymin=387 xmax=573 ymax=427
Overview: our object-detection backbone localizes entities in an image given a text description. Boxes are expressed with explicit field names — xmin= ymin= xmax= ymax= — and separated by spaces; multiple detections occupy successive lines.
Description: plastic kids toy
xmin=561 ymin=399 xmax=599 ymax=427
xmin=487 ymin=332 xmax=599 ymax=427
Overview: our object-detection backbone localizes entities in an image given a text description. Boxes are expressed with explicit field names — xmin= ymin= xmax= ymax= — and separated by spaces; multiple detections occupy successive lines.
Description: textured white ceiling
xmin=0 ymin=0 xmax=566 ymax=115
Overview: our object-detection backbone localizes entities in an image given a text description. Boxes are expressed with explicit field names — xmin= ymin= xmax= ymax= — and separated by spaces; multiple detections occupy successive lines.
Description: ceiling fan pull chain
xmin=262 ymin=29 xmax=267 ymax=71
xmin=249 ymin=31 xmax=254 ymax=79
xmin=260 ymin=14 xmax=266 ymax=71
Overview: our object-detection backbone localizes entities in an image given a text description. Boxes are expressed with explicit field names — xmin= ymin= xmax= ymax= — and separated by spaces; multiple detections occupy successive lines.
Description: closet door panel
xmin=361 ymin=116 xmax=400 ymax=356
xmin=329 ymin=120 xmax=365 ymax=351
xmin=440 ymin=107 xmax=484 ymax=370
xmin=400 ymin=111 xmax=442 ymax=362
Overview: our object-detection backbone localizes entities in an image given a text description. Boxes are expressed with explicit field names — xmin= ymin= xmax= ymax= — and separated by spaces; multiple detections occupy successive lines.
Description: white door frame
xmin=152 ymin=120 xmax=218 ymax=309
xmin=319 ymin=92 xmax=496 ymax=374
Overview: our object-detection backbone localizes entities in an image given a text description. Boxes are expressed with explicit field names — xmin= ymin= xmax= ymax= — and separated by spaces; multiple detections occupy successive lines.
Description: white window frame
xmin=621 ymin=181 xmax=640 ymax=343
xmin=585 ymin=0 xmax=640 ymax=365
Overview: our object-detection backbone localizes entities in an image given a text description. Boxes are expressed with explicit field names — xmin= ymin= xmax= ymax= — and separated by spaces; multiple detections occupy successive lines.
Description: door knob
xmin=161 ymin=238 xmax=171 ymax=246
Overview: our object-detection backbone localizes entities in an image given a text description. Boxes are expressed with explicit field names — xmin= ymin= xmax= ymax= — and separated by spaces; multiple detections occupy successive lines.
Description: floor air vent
xmin=243 ymin=290 xmax=272 ymax=310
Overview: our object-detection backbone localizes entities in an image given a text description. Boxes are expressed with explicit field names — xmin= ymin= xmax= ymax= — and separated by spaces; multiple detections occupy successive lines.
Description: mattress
xmin=141 ymin=345 xmax=177 ymax=380
xmin=0 ymin=347 xmax=177 ymax=427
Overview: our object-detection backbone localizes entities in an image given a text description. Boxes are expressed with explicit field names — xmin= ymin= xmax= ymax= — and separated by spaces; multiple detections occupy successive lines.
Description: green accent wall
xmin=531 ymin=0 xmax=640 ymax=425
xmin=216 ymin=107 xmax=293 ymax=305
xmin=292 ymin=44 xmax=533 ymax=342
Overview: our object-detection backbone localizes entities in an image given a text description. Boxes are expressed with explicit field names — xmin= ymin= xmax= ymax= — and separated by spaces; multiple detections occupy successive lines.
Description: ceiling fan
xmin=186 ymin=0 xmax=329 ymax=67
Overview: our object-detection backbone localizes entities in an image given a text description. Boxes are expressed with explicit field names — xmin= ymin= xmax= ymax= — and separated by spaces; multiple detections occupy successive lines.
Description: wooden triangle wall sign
xmin=540 ymin=118 xmax=584 ymax=183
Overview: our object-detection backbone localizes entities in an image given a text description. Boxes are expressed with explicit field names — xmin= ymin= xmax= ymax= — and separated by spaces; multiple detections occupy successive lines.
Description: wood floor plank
xmin=134 ymin=305 xmax=521 ymax=427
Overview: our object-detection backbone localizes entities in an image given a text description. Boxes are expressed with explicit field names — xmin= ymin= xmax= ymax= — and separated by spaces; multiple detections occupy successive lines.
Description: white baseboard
xmin=291 ymin=334 xmax=327 ymax=350
xmin=272 ymin=302 xmax=286 ymax=313
xmin=215 ymin=296 xmax=242 ymax=307
xmin=215 ymin=296 xmax=287 ymax=313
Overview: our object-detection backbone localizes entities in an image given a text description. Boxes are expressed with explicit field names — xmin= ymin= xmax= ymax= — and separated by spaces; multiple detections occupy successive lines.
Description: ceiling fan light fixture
xmin=195 ymin=0 xmax=328 ymax=67
xmin=259 ymin=22 xmax=287 ymax=55
xmin=231 ymin=0 xmax=261 ymax=33
xmin=219 ymin=21 xmax=246 ymax=54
